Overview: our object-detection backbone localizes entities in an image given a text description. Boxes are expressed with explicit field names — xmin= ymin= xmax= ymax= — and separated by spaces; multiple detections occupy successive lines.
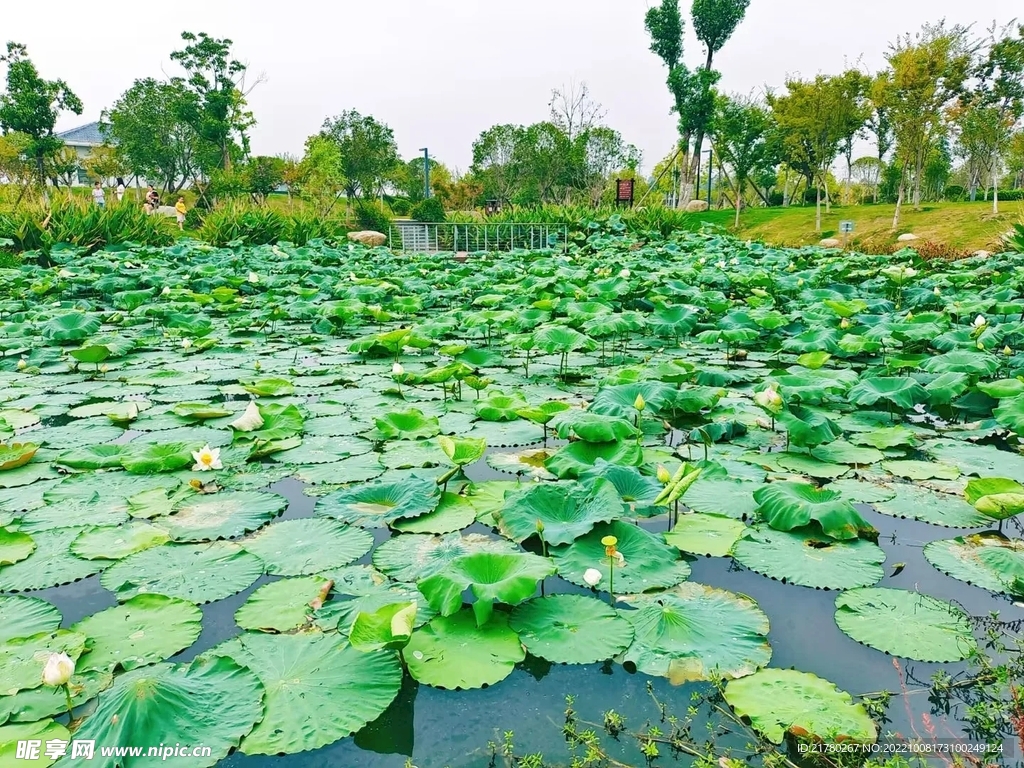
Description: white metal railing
xmin=388 ymin=222 xmax=569 ymax=253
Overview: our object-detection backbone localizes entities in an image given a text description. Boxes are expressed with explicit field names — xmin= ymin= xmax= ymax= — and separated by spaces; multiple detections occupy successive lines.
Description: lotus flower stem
xmin=607 ymin=554 xmax=615 ymax=605
xmin=63 ymin=684 xmax=74 ymax=721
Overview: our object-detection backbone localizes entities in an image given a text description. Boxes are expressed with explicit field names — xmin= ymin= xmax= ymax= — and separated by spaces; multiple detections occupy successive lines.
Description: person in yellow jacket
xmin=175 ymin=197 xmax=187 ymax=231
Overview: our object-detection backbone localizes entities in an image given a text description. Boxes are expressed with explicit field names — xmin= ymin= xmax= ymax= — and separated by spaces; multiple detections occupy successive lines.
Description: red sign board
xmin=616 ymin=179 xmax=635 ymax=205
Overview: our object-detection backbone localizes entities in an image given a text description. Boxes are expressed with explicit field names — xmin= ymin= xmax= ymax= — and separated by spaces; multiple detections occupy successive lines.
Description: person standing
xmin=143 ymin=185 xmax=155 ymax=214
xmin=92 ymin=181 xmax=106 ymax=208
xmin=175 ymin=196 xmax=187 ymax=231
xmin=115 ymin=178 xmax=126 ymax=203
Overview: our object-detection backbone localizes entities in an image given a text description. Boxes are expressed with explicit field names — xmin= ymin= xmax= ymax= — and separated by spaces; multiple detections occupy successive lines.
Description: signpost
xmin=839 ymin=220 xmax=854 ymax=249
xmin=616 ymin=179 xmax=635 ymax=208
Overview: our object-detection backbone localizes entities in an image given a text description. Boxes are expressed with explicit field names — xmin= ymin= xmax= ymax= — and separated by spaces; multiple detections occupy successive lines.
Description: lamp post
xmin=420 ymin=148 xmax=430 ymax=200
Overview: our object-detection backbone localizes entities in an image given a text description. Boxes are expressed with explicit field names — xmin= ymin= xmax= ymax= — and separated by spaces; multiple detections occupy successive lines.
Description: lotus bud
xmin=633 ymin=394 xmax=646 ymax=411
xmin=254 ymin=360 xmax=262 ymax=371
xmin=58 ymin=269 xmax=73 ymax=278
xmin=730 ymin=257 xmax=739 ymax=266
xmin=840 ymin=318 xmax=850 ymax=330
xmin=754 ymin=385 xmax=783 ymax=414
xmin=933 ymin=287 xmax=941 ymax=296
xmin=392 ymin=363 xmax=404 ymax=377
xmin=1003 ymin=346 xmax=1013 ymax=356
xmin=977 ymin=342 xmax=985 ymax=350
xmin=161 ymin=286 xmax=171 ymax=295
xmin=973 ymin=315 xmax=987 ymax=329
xmin=99 ymin=364 xmax=109 ymax=373
xmin=248 ymin=272 xmax=259 ymax=283
xmin=698 ymin=257 xmax=707 ymax=265
xmin=583 ymin=568 xmax=602 ymax=587
xmin=231 ymin=400 xmax=264 ymax=432
xmin=180 ymin=338 xmax=192 ymax=349
xmin=717 ymin=261 xmax=726 ymax=269
xmin=619 ymin=269 xmax=631 ymax=279
xmin=905 ymin=312 xmax=914 ymax=321
xmin=535 ymin=520 xmax=545 ymax=534
xmin=17 ymin=358 xmax=27 ymax=370
xmin=42 ymin=653 xmax=75 ymax=687
xmin=797 ymin=278 xmax=805 ymax=287
xmin=656 ymin=465 xmax=672 ymax=484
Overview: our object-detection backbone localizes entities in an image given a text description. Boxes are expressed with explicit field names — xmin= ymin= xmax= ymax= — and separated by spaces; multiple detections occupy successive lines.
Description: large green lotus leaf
xmin=100 ymin=542 xmax=264 ymax=604
xmin=349 ymin=601 xmax=417 ymax=652
xmin=405 ymin=609 xmax=525 ymax=690
xmin=303 ymin=414 xmax=369 ymax=437
xmin=270 ymin=434 xmax=373 ymax=465
xmin=17 ymin=493 xmax=129 ymax=533
xmin=0 ymin=668 xmax=112 ymax=725
xmin=924 ymin=371 xmax=972 ymax=405
xmin=777 ymin=406 xmax=842 ymax=449
xmin=552 ymin=520 xmax=690 ymax=594
xmin=234 ymin=575 xmax=332 ymax=633
xmin=683 ymin=478 xmax=760 ymax=519
xmin=293 ymin=453 xmax=385 ymax=485
xmin=882 ymin=459 xmax=959 ymax=481
xmin=70 ymin=656 xmax=264 ymax=767
xmin=159 ymin=490 xmax=286 ymax=541
xmin=374 ymin=408 xmax=441 ymax=440
xmin=509 ymin=594 xmax=634 ymax=664
xmin=0 ymin=629 xmax=86 ymax=696
xmin=977 ymin=377 xmax=1024 ymax=399
xmin=545 ymin=439 xmax=643 ymax=479
xmin=487 ymin=448 xmax=558 ymax=480
xmin=212 ymin=631 xmax=401 ymax=755
xmin=438 ymin=436 xmax=486 ymax=467
xmin=0 ymin=719 xmax=70 ymax=767
xmin=17 ymin=421 xmax=123 ymax=452
xmin=724 ymin=669 xmax=877 ymax=744
xmin=550 ymin=410 xmax=639 ymax=443
xmin=849 ymin=426 xmax=917 ymax=450
xmin=55 ymin=444 xmax=126 ymax=470
xmin=922 ymin=350 xmax=1000 ymax=376
xmin=579 ymin=460 xmax=663 ymax=510
xmin=847 ymin=376 xmax=928 ymax=410
xmin=924 ymin=533 xmax=1024 ymax=595
xmin=0 ymin=529 xmax=34 ymax=566
xmin=393 ymin=492 xmax=476 ymax=534
xmin=240 ymin=377 xmax=295 ymax=397
xmin=964 ymin=477 xmax=1024 ymax=520
xmin=172 ymin=402 xmax=233 ymax=420
xmin=825 ymin=479 xmax=896 ymax=504
xmin=0 ymin=596 xmax=61 ymax=643
xmin=732 ymin=526 xmax=885 ymax=589
xmin=753 ymin=482 xmax=875 ymax=541
xmin=241 ymin=518 xmax=373 ymax=575
xmin=373 ymin=532 xmax=519 ymax=582
xmin=475 ymin=393 xmax=527 ymax=422
xmin=70 ymin=522 xmax=171 ymax=560
xmin=0 ymin=463 xmax=56 ymax=489
xmin=834 ymin=587 xmax=977 ymax=662
xmin=42 ymin=311 xmax=102 ymax=342
xmin=873 ymin=484 xmax=990 ymax=528
xmin=993 ymin=394 xmax=1024 ymax=433
xmin=0 ymin=442 xmax=38 ymax=471
xmin=497 ymin=478 xmax=621 ymax=546
xmin=0 ymin=526 xmax=105 ymax=591
xmin=418 ymin=551 xmax=554 ymax=626
xmin=622 ymin=582 xmax=771 ymax=683
xmin=463 ymin=418 xmax=544 ymax=447
xmin=317 ymin=476 xmax=440 ymax=528
xmin=774 ymin=452 xmax=850 ymax=479
xmin=245 ymin=402 xmax=305 ymax=443
xmin=72 ymin=594 xmax=202 ymax=673
xmin=810 ymin=441 xmax=884 ymax=466
xmin=120 ymin=441 xmax=200 ymax=474
xmin=379 ymin=440 xmax=447 ymax=470
xmin=315 ymin=569 xmax=434 ymax=635
xmin=589 ymin=382 xmax=673 ymax=419
xmin=923 ymin=438 xmax=1024 ymax=478
xmin=665 ymin=513 xmax=749 ymax=557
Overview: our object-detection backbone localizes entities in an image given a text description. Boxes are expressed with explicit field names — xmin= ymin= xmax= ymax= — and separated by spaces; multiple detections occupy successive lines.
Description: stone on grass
xmin=685 ymin=200 xmax=710 ymax=213
xmin=897 ymin=233 xmax=919 ymax=242
xmin=819 ymin=238 xmax=842 ymax=248
xmin=348 ymin=231 xmax=388 ymax=247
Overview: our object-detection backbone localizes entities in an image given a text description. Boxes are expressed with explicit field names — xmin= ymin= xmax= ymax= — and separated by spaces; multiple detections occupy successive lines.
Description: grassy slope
xmin=685 ymin=200 xmax=1023 ymax=252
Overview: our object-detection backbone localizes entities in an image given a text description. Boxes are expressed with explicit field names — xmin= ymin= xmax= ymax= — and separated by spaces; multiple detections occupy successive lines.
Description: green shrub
xmin=996 ymin=188 xmax=1023 ymax=202
xmin=283 ymin=214 xmax=348 ymax=246
xmin=411 ymin=197 xmax=446 ymax=222
xmin=0 ymin=200 xmax=175 ymax=253
xmin=353 ymin=201 xmax=392 ymax=233
xmin=198 ymin=202 xmax=287 ymax=247
xmin=944 ymin=185 xmax=966 ymax=202
xmin=387 ymin=196 xmax=412 ymax=216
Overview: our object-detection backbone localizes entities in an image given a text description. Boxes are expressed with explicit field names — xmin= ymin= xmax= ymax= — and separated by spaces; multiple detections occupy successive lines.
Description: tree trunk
xmin=782 ymin=168 xmax=791 ymax=207
xmin=824 ymin=176 xmax=831 ymax=214
xmin=892 ymin=168 xmax=906 ymax=230
xmin=678 ymin=131 xmax=693 ymax=205
xmin=993 ymin=171 xmax=999 ymax=214
xmin=912 ymin=147 xmax=924 ymax=209
xmin=815 ymin=181 xmax=822 ymax=233
xmin=735 ymin=178 xmax=742 ymax=228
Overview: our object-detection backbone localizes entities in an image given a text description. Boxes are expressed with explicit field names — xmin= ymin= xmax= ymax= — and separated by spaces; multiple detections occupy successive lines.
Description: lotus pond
xmin=0 ymin=229 xmax=1023 ymax=767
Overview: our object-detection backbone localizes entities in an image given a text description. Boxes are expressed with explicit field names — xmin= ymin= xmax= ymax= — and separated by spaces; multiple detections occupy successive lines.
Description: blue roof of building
xmin=55 ymin=122 xmax=108 ymax=146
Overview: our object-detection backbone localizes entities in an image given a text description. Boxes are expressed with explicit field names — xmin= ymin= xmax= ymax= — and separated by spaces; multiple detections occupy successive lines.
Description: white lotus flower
xmin=248 ymin=272 xmax=259 ymax=283
xmin=716 ymin=260 xmax=726 ymax=269
xmin=615 ymin=552 xmax=626 ymax=567
xmin=100 ymin=364 xmax=109 ymax=373
xmin=231 ymin=401 xmax=264 ymax=432
xmin=754 ymin=385 xmax=783 ymax=414
xmin=392 ymin=363 xmax=404 ymax=377
xmin=57 ymin=269 xmax=73 ymax=278
xmin=619 ymin=269 xmax=631 ymax=279
xmin=17 ymin=358 xmax=27 ymax=370
xmin=180 ymin=338 xmax=192 ymax=349
xmin=42 ymin=652 xmax=75 ymax=687
xmin=162 ymin=286 xmax=171 ymax=295
xmin=698 ymin=257 xmax=706 ymax=265
xmin=583 ymin=568 xmax=602 ymax=587
xmin=933 ymin=287 xmax=941 ymax=296
xmin=973 ymin=315 xmax=987 ymax=329
xmin=730 ymin=257 xmax=739 ymax=266
xmin=191 ymin=444 xmax=223 ymax=471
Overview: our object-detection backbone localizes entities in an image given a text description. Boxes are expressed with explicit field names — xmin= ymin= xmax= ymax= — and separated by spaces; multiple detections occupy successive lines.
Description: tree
xmin=242 ymin=155 xmax=285 ymax=204
xmin=549 ymin=80 xmax=606 ymax=142
xmin=874 ymin=22 xmax=972 ymax=228
xmin=0 ymin=130 xmax=34 ymax=203
xmin=713 ymin=95 xmax=771 ymax=226
xmin=768 ymin=74 xmax=868 ymax=231
xmin=295 ymin=135 xmax=345 ymax=217
xmin=320 ymin=111 xmax=401 ymax=200
xmin=575 ymin=127 xmax=640 ymax=205
xmin=851 ymin=156 xmax=884 ymax=203
xmin=399 ymin=156 xmax=452 ymax=203
xmin=46 ymin=146 xmax=79 ymax=189
xmin=103 ymin=78 xmax=200 ymax=192
xmin=81 ymin=144 xmax=129 ymax=187
xmin=170 ymin=32 xmax=261 ymax=173
xmin=0 ymin=42 xmax=83 ymax=189
xmin=833 ymin=70 xmax=873 ymax=202
xmin=1007 ymin=129 xmax=1024 ymax=188
xmin=470 ymin=124 xmax=527 ymax=203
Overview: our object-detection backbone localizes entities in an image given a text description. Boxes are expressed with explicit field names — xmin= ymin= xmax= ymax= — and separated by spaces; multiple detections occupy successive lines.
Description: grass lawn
xmin=687 ymin=200 xmax=1023 ymax=252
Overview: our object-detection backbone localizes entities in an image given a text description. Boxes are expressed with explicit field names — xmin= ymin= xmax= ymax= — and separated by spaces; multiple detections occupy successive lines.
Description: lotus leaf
xmin=497 ymin=478 xmax=621 ymax=545
xmin=622 ymin=582 xmax=771 ymax=683
xmin=0 ymin=443 xmax=37 ymax=471
xmin=318 ymin=476 xmax=440 ymax=527
xmin=509 ymin=594 xmax=634 ymax=664
xmin=924 ymin=533 xmax=1024 ymax=595
xmin=242 ymin=517 xmax=373 ymax=575
xmin=834 ymin=587 xmax=977 ymax=662
xmin=0 ymin=596 xmax=61 ymax=643
xmin=375 ymin=409 xmax=441 ymax=440
xmin=350 ymin=601 xmax=417 ymax=652
xmin=373 ymin=532 xmax=519 ymax=582
xmin=753 ymin=482 xmax=875 ymax=541
xmin=964 ymin=477 xmax=1024 ymax=520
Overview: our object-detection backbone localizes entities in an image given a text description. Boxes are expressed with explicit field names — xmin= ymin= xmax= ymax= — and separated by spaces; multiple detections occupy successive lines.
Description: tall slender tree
xmin=713 ymin=94 xmax=771 ymax=226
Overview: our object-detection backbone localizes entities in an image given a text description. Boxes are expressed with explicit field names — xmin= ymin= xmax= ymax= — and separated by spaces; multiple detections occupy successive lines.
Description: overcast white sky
xmin=2 ymin=0 xmax=1020 ymax=173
